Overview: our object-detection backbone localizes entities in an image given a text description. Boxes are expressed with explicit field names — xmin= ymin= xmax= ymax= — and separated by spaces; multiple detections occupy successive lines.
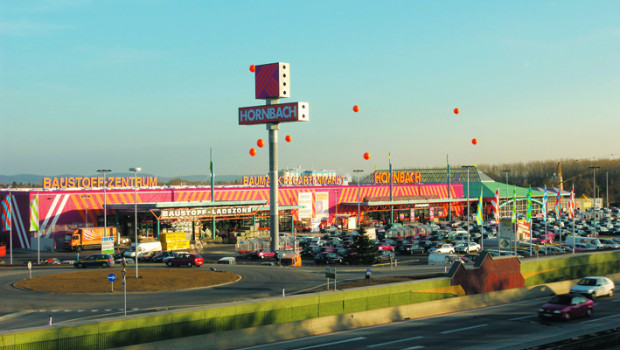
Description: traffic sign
xmin=107 ymin=273 xmax=117 ymax=282
xmin=325 ymin=266 xmax=336 ymax=279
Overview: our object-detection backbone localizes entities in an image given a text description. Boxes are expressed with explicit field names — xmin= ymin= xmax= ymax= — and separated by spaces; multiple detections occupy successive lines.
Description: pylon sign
xmin=238 ymin=62 xmax=310 ymax=125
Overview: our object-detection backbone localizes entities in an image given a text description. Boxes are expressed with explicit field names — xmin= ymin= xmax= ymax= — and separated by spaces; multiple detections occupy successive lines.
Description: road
xmin=237 ymin=294 xmax=620 ymax=350
xmin=0 ymin=257 xmax=446 ymax=331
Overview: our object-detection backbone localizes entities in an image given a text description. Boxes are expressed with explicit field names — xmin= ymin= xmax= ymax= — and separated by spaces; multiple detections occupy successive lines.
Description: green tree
xmin=351 ymin=226 xmax=377 ymax=265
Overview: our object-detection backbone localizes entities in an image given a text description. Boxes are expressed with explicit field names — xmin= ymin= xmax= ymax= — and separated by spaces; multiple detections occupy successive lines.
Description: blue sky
xmin=1 ymin=0 xmax=619 ymax=178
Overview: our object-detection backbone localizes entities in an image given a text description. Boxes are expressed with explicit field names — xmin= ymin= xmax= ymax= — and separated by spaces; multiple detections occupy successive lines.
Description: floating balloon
xmin=285 ymin=135 xmax=292 ymax=142
xmin=363 ymin=152 xmax=370 ymax=160
xmin=454 ymin=108 xmax=460 ymax=115
xmin=353 ymin=105 xmax=360 ymax=113
xmin=249 ymin=65 xmax=255 ymax=73
xmin=471 ymin=138 xmax=478 ymax=145
xmin=257 ymin=139 xmax=264 ymax=148
xmin=249 ymin=148 xmax=257 ymax=156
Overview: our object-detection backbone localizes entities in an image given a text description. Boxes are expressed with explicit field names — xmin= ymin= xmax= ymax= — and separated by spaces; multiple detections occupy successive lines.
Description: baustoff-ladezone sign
xmin=160 ymin=206 xmax=257 ymax=219
xmin=238 ymin=102 xmax=309 ymax=125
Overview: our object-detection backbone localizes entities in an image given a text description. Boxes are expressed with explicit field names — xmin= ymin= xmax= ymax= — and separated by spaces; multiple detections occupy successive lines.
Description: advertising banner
xmin=298 ymin=192 xmax=313 ymax=220
xmin=314 ymin=192 xmax=329 ymax=219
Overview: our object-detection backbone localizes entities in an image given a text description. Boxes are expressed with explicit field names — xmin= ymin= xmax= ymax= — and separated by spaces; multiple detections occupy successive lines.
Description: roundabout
xmin=13 ymin=268 xmax=241 ymax=293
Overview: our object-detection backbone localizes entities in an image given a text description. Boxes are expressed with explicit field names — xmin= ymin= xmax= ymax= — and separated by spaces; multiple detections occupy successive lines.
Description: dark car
xmin=151 ymin=251 xmax=177 ymax=263
xmin=314 ymin=252 xmax=343 ymax=265
xmin=398 ymin=244 xmax=425 ymax=255
xmin=166 ymin=253 xmax=204 ymax=267
xmin=538 ymin=293 xmax=593 ymax=321
xmin=74 ymin=254 xmax=114 ymax=268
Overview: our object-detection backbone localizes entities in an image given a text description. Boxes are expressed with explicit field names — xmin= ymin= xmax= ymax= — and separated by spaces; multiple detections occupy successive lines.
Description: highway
xmin=237 ymin=294 xmax=620 ymax=350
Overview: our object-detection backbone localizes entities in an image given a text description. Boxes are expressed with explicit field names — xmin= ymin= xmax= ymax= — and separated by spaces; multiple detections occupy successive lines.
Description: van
xmin=564 ymin=236 xmax=603 ymax=248
xmin=123 ymin=241 xmax=163 ymax=259
xmin=428 ymin=253 xmax=460 ymax=265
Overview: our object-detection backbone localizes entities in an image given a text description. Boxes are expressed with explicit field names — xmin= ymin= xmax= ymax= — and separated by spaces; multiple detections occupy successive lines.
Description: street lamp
xmin=97 ymin=169 xmax=112 ymax=238
xmin=463 ymin=166 xmax=476 ymax=249
xmin=606 ymin=171 xmax=609 ymax=208
xmin=589 ymin=166 xmax=600 ymax=237
xmin=502 ymin=169 xmax=511 ymax=217
xmin=80 ymin=194 xmax=91 ymax=226
xmin=353 ymin=169 xmax=363 ymax=228
xmin=129 ymin=167 xmax=141 ymax=278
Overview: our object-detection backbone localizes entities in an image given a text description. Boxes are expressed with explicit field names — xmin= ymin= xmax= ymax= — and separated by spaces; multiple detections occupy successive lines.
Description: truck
xmin=66 ymin=227 xmax=117 ymax=252
xmin=123 ymin=241 xmax=163 ymax=259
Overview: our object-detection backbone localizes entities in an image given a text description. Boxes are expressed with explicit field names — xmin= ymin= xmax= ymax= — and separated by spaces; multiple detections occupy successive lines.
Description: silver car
xmin=570 ymin=276 xmax=615 ymax=299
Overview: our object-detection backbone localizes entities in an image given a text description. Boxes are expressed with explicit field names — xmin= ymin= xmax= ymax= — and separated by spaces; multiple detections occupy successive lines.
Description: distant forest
xmin=478 ymin=158 xmax=619 ymax=206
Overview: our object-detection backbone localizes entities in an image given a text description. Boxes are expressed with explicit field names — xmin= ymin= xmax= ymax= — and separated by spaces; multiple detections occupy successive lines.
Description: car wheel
xmin=102 ymin=262 xmax=108 ymax=268
xmin=187 ymin=262 xmax=192 ymax=267
xmin=609 ymin=289 xmax=614 ymax=297
xmin=591 ymin=292 xmax=597 ymax=300
xmin=77 ymin=263 xmax=84 ymax=268
xmin=586 ymin=308 xmax=593 ymax=317
xmin=167 ymin=261 xmax=173 ymax=267
xmin=564 ymin=312 xmax=571 ymax=321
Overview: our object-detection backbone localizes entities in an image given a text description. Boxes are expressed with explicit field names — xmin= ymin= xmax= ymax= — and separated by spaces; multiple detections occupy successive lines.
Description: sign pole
xmin=268 ymin=120 xmax=280 ymax=252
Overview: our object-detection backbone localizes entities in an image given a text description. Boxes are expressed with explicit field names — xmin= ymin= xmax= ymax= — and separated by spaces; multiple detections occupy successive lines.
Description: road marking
xmin=441 ymin=323 xmax=488 ymax=334
xmin=401 ymin=346 xmax=424 ymax=350
xmin=293 ymin=337 xmax=366 ymax=350
xmin=368 ymin=336 xmax=423 ymax=348
xmin=91 ymin=309 xmax=98 ymax=312
xmin=104 ymin=309 xmax=112 ymax=312
xmin=612 ymin=299 xmax=620 ymax=303
xmin=582 ymin=313 xmax=620 ymax=323
xmin=509 ymin=315 xmax=536 ymax=321
xmin=77 ymin=310 xmax=84 ymax=312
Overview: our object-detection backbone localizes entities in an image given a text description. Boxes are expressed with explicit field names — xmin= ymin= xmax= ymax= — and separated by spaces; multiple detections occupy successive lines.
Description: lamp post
xmin=129 ymin=167 xmax=141 ymax=278
xmin=80 ymin=194 xmax=91 ymax=226
xmin=353 ymin=169 xmax=363 ymax=228
xmin=589 ymin=166 xmax=600 ymax=237
xmin=502 ymin=169 xmax=511 ymax=217
xmin=606 ymin=171 xmax=609 ymax=208
xmin=97 ymin=169 xmax=111 ymax=238
xmin=463 ymin=166 xmax=476 ymax=249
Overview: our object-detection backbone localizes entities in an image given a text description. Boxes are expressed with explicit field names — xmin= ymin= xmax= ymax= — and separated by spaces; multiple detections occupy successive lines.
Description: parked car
xmin=252 ymin=250 xmax=276 ymax=259
xmin=314 ymin=252 xmax=344 ymax=265
xmin=429 ymin=244 xmax=455 ymax=254
xmin=570 ymin=276 xmax=615 ymax=299
xmin=74 ymin=254 xmax=114 ymax=268
xmin=166 ymin=253 xmax=204 ymax=267
xmin=218 ymin=257 xmax=236 ymax=264
xmin=397 ymin=244 xmax=425 ymax=255
xmin=376 ymin=250 xmax=395 ymax=263
xmin=152 ymin=250 xmax=178 ymax=263
xmin=538 ymin=293 xmax=593 ymax=321
xmin=455 ymin=242 xmax=481 ymax=254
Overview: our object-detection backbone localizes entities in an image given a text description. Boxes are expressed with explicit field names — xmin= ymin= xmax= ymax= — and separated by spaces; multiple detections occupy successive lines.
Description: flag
xmin=511 ymin=186 xmax=517 ymax=223
xmin=1 ymin=194 xmax=11 ymax=231
xmin=491 ymin=187 xmax=500 ymax=223
xmin=554 ymin=190 xmax=561 ymax=218
xmin=542 ymin=187 xmax=548 ymax=222
xmin=476 ymin=186 xmax=483 ymax=225
xmin=568 ymin=185 xmax=575 ymax=219
xmin=526 ymin=186 xmax=532 ymax=222
xmin=30 ymin=195 xmax=40 ymax=232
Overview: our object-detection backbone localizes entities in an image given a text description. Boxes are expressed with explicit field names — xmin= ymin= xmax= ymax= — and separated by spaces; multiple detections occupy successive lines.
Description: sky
xmin=1 ymin=0 xmax=619 ymax=178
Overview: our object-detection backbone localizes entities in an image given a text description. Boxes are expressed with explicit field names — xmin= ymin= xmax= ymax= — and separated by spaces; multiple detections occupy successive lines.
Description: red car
xmin=538 ymin=293 xmax=593 ymax=321
xmin=166 ymin=253 xmax=204 ymax=267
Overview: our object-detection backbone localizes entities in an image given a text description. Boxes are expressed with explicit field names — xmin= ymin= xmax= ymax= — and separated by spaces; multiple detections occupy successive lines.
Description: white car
xmin=430 ymin=244 xmax=455 ymax=254
xmin=570 ymin=276 xmax=615 ymax=299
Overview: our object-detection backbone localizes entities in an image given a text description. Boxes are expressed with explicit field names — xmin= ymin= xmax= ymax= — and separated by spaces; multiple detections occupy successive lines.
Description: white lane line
xmin=401 ymin=346 xmax=424 ymax=350
xmin=91 ymin=309 xmax=98 ymax=312
xmin=612 ymin=299 xmax=620 ymax=302
xmin=582 ymin=314 xmax=620 ymax=323
xmin=509 ymin=315 xmax=536 ymax=321
xmin=293 ymin=337 xmax=366 ymax=350
xmin=367 ymin=336 xmax=423 ymax=348
xmin=441 ymin=323 xmax=488 ymax=334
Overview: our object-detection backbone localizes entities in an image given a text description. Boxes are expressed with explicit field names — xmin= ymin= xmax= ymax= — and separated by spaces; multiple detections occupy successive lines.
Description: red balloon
xmin=472 ymin=138 xmax=478 ymax=145
xmin=454 ymin=108 xmax=460 ymax=115
xmin=285 ymin=135 xmax=292 ymax=142
xmin=363 ymin=152 xmax=370 ymax=160
xmin=257 ymin=139 xmax=264 ymax=148
xmin=353 ymin=105 xmax=360 ymax=113
xmin=249 ymin=65 xmax=255 ymax=73
xmin=249 ymin=148 xmax=257 ymax=156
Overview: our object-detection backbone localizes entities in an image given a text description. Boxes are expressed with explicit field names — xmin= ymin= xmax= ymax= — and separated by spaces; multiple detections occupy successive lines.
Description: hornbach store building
xmin=0 ymin=168 xmax=547 ymax=249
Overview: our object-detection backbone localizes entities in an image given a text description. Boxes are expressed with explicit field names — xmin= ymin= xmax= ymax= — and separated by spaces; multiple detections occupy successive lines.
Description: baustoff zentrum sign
xmin=238 ymin=62 xmax=310 ymax=251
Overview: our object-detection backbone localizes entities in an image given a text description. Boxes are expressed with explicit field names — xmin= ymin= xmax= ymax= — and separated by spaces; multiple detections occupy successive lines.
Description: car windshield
xmin=577 ymin=278 xmax=597 ymax=286
xmin=549 ymin=295 xmax=572 ymax=305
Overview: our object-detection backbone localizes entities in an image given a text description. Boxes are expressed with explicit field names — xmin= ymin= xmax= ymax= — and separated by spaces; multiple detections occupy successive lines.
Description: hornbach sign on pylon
xmin=238 ymin=102 xmax=309 ymax=125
